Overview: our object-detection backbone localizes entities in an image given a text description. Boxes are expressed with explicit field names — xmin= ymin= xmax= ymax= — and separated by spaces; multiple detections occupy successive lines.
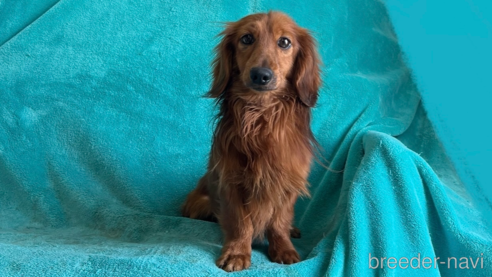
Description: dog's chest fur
xmin=211 ymin=97 xmax=313 ymax=235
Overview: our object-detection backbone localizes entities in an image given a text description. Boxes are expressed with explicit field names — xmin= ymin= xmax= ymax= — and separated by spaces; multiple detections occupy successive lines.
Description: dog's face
xmin=208 ymin=12 xmax=321 ymax=107
xmin=233 ymin=13 xmax=297 ymax=92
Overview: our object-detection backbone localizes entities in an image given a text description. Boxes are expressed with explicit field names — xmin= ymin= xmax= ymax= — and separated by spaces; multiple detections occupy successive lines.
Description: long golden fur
xmin=182 ymin=11 xmax=321 ymax=272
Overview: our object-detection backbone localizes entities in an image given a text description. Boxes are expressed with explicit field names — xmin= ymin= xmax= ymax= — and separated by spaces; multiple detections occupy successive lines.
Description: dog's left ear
xmin=292 ymin=29 xmax=321 ymax=107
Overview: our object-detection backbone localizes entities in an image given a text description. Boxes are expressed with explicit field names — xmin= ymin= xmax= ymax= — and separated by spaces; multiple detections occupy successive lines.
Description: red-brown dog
xmin=182 ymin=11 xmax=321 ymax=272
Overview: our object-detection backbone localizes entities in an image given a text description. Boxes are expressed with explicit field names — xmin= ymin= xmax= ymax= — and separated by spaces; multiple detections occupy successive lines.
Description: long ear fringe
xmin=292 ymin=29 xmax=321 ymax=107
xmin=207 ymin=24 xmax=236 ymax=99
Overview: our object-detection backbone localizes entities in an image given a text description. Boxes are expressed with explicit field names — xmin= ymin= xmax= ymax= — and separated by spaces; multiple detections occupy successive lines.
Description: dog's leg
xmin=181 ymin=174 xmax=215 ymax=221
xmin=216 ymin=188 xmax=253 ymax=272
xmin=267 ymin=194 xmax=300 ymax=264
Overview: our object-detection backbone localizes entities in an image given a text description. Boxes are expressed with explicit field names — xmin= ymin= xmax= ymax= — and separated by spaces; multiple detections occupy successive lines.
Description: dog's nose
xmin=250 ymin=67 xmax=273 ymax=85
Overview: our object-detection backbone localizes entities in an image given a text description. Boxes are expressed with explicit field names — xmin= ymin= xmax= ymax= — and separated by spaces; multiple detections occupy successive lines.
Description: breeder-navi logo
xmin=369 ymin=253 xmax=484 ymax=269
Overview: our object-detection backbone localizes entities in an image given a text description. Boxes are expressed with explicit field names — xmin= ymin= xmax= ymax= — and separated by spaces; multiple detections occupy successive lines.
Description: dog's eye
xmin=240 ymin=34 xmax=255 ymax=45
xmin=277 ymin=37 xmax=291 ymax=49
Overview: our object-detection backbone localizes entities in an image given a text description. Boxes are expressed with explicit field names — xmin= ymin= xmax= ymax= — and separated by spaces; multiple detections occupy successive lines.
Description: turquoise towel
xmin=1 ymin=0 xmax=491 ymax=276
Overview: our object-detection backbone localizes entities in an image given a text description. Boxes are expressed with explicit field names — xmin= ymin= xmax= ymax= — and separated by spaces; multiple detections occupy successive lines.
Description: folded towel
xmin=0 ymin=0 xmax=490 ymax=276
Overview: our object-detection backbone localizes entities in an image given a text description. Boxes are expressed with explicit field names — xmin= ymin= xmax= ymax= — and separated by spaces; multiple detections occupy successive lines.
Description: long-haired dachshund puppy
xmin=182 ymin=11 xmax=321 ymax=272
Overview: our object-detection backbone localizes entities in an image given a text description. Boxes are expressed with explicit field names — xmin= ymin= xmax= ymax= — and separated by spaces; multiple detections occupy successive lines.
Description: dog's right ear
xmin=207 ymin=24 xmax=236 ymax=98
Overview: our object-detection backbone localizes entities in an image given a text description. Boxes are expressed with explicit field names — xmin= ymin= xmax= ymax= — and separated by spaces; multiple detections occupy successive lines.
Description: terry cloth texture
xmin=0 ymin=0 xmax=491 ymax=276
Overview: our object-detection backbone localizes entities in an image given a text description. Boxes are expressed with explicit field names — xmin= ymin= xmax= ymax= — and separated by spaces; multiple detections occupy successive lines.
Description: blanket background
xmin=1 ymin=0 xmax=491 ymax=276
xmin=385 ymin=0 xmax=492 ymax=226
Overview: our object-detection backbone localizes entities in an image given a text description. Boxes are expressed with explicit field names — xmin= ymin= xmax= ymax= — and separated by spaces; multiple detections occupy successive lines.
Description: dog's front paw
xmin=269 ymin=248 xmax=300 ymax=265
xmin=216 ymin=253 xmax=251 ymax=272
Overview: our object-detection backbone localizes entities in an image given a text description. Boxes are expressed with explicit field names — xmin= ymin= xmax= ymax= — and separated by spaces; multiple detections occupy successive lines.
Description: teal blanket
xmin=1 ymin=0 xmax=491 ymax=276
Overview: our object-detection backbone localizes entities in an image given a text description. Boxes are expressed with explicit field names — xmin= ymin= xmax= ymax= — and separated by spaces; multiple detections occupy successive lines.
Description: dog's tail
xmin=181 ymin=175 xmax=216 ymax=221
